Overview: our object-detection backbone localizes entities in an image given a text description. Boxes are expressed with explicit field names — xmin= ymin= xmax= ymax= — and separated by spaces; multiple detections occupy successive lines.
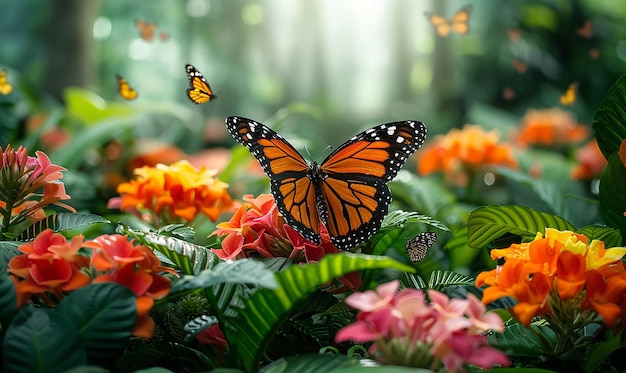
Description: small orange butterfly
xmin=512 ymin=59 xmax=528 ymax=73
xmin=159 ymin=31 xmax=170 ymax=42
xmin=425 ymin=5 xmax=472 ymax=37
xmin=507 ymin=29 xmax=522 ymax=42
xmin=135 ymin=19 xmax=157 ymax=42
xmin=560 ymin=82 xmax=578 ymax=106
xmin=589 ymin=48 xmax=600 ymax=59
xmin=576 ymin=21 xmax=593 ymax=39
xmin=116 ymin=75 xmax=138 ymax=101
xmin=185 ymin=64 xmax=216 ymax=104
xmin=0 ymin=69 xmax=13 ymax=95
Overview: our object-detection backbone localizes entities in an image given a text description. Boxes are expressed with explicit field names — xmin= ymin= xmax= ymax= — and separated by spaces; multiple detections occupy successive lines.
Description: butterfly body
xmin=185 ymin=64 xmax=216 ymax=104
xmin=226 ymin=116 xmax=427 ymax=249
xmin=116 ymin=75 xmax=138 ymax=100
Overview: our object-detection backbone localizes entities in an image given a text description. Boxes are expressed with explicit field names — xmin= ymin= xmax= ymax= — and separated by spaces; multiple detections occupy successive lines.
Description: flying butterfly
xmin=425 ymin=5 xmax=472 ymax=37
xmin=226 ymin=116 xmax=427 ymax=250
xmin=116 ymin=75 xmax=138 ymax=101
xmin=136 ymin=19 xmax=157 ymax=42
xmin=185 ymin=64 xmax=216 ymax=104
xmin=405 ymin=232 xmax=437 ymax=263
xmin=0 ymin=69 xmax=13 ymax=95
xmin=560 ymin=82 xmax=578 ymax=106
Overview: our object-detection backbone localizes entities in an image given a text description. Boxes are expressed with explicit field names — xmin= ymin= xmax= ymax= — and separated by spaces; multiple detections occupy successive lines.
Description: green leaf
xmin=598 ymin=152 xmax=626 ymax=241
xmin=57 ymin=283 xmax=136 ymax=366
xmin=183 ymin=315 xmax=218 ymax=343
xmin=403 ymin=272 xmax=427 ymax=289
xmin=593 ymin=74 xmax=626 ymax=160
xmin=170 ymin=259 xmax=277 ymax=297
xmin=258 ymin=354 xmax=364 ymax=373
xmin=118 ymin=224 xmax=219 ymax=275
xmin=489 ymin=322 xmax=558 ymax=357
xmin=156 ymin=224 xmax=196 ymax=241
xmin=2 ymin=306 xmax=87 ymax=373
xmin=0 ymin=271 xmax=17 ymax=327
xmin=427 ymin=270 xmax=474 ymax=291
xmin=226 ymin=253 xmax=414 ymax=372
xmin=576 ymin=225 xmax=623 ymax=247
xmin=115 ymin=341 xmax=215 ymax=372
xmin=582 ymin=331 xmax=625 ymax=373
xmin=467 ymin=205 xmax=577 ymax=249
xmin=14 ymin=213 xmax=110 ymax=241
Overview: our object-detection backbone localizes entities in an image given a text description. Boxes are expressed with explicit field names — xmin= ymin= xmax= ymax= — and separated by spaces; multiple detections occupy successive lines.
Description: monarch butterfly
xmin=560 ymin=82 xmax=578 ymax=106
xmin=425 ymin=5 xmax=472 ymax=37
xmin=0 ymin=69 xmax=13 ymax=95
xmin=116 ymin=75 xmax=138 ymax=100
xmin=136 ymin=19 xmax=157 ymax=42
xmin=405 ymin=232 xmax=437 ymax=263
xmin=185 ymin=64 xmax=216 ymax=104
xmin=226 ymin=116 xmax=427 ymax=250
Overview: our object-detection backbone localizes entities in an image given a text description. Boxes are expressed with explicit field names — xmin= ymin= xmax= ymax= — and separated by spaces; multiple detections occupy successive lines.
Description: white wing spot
xmin=387 ymin=126 xmax=396 ymax=135
xmin=396 ymin=136 xmax=405 ymax=143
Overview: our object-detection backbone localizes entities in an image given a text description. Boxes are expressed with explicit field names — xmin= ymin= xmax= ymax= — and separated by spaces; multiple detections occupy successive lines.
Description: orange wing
xmin=0 ymin=69 xmax=13 ymax=95
xmin=136 ymin=19 xmax=156 ymax=42
xmin=426 ymin=5 xmax=471 ymax=37
xmin=225 ymin=116 xmax=320 ymax=243
xmin=318 ymin=121 xmax=427 ymax=248
xmin=185 ymin=64 xmax=216 ymax=104
xmin=116 ymin=75 xmax=138 ymax=100
xmin=560 ymin=82 xmax=578 ymax=106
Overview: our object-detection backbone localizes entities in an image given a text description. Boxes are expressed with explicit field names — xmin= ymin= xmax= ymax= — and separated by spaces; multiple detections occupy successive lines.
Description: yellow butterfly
xmin=0 ymin=69 xmax=14 ymax=95
xmin=560 ymin=82 xmax=578 ymax=106
xmin=425 ymin=5 xmax=472 ymax=37
xmin=116 ymin=75 xmax=138 ymax=101
xmin=185 ymin=64 xmax=216 ymax=104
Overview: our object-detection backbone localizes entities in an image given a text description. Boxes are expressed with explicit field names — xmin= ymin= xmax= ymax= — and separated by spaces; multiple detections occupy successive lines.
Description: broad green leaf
xmin=598 ymin=152 xmax=626 ymax=241
xmin=3 ymin=306 xmax=87 ymax=373
xmin=118 ymin=224 xmax=218 ymax=275
xmin=156 ymin=224 xmax=196 ymax=241
xmin=0 ymin=241 xmax=20 ymax=266
xmin=489 ymin=322 xmax=558 ymax=357
xmin=593 ymin=74 xmax=626 ymax=159
xmin=259 ymin=354 xmax=363 ymax=373
xmin=576 ymin=225 xmax=623 ymax=247
xmin=57 ymin=283 xmax=136 ymax=366
xmin=114 ymin=341 xmax=215 ymax=372
xmin=170 ymin=259 xmax=277 ymax=297
xmin=467 ymin=205 xmax=576 ymax=249
xmin=0 ymin=271 xmax=16 ymax=327
xmin=582 ymin=331 xmax=625 ymax=373
xmin=14 ymin=213 xmax=110 ymax=241
xmin=226 ymin=253 xmax=414 ymax=372
xmin=427 ymin=270 xmax=474 ymax=291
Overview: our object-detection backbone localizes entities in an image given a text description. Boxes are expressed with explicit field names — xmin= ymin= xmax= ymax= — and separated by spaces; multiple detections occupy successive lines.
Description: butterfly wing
xmin=225 ymin=116 xmax=322 ymax=243
xmin=116 ymin=75 xmax=138 ymax=100
xmin=450 ymin=6 xmax=471 ymax=35
xmin=405 ymin=232 xmax=437 ymax=262
xmin=318 ymin=121 xmax=427 ymax=249
xmin=425 ymin=13 xmax=452 ymax=37
xmin=136 ymin=19 xmax=156 ymax=42
xmin=186 ymin=64 xmax=216 ymax=104
xmin=560 ymin=83 xmax=577 ymax=106
xmin=0 ymin=69 xmax=13 ymax=95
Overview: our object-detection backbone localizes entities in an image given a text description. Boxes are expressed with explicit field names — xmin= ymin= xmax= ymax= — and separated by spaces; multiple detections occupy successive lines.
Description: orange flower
xmin=109 ymin=160 xmax=234 ymax=226
xmin=8 ymin=229 xmax=90 ymax=306
xmin=571 ymin=140 xmax=608 ymax=180
xmin=416 ymin=125 xmax=517 ymax=186
xmin=84 ymin=234 xmax=177 ymax=338
xmin=516 ymin=108 xmax=589 ymax=147
xmin=477 ymin=228 xmax=626 ymax=330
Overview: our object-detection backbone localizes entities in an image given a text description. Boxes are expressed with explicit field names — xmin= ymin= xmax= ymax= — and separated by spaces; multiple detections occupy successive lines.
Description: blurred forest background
xmin=0 ymin=0 xmax=625 ymax=235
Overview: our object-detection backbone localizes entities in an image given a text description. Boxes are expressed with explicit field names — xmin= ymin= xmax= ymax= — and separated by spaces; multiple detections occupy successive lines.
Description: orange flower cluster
xmin=477 ymin=228 xmax=626 ymax=329
xmin=0 ymin=145 xmax=75 ymax=231
xmin=416 ymin=125 xmax=517 ymax=185
xmin=110 ymin=160 xmax=234 ymax=226
xmin=516 ymin=108 xmax=589 ymax=147
xmin=84 ymin=234 xmax=177 ymax=337
xmin=8 ymin=229 xmax=176 ymax=338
